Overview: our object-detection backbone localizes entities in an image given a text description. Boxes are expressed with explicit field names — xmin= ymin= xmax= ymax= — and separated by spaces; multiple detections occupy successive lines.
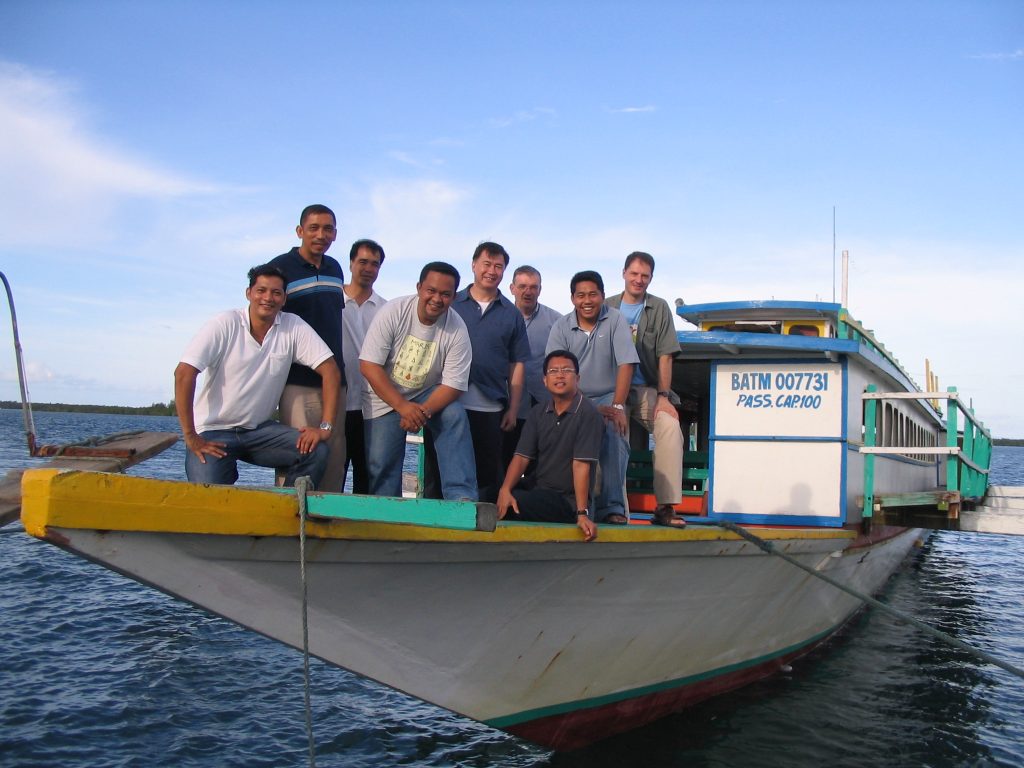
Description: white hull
xmin=50 ymin=521 xmax=920 ymax=748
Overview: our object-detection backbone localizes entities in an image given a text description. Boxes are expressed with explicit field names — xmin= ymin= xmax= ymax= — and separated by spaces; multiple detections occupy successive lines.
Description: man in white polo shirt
xmin=174 ymin=264 xmax=342 ymax=487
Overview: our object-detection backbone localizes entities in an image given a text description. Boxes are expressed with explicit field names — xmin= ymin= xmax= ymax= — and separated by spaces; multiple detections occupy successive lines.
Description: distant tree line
xmin=994 ymin=438 xmax=1024 ymax=446
xmin=0 ymin=400 xmax=177 ymax=416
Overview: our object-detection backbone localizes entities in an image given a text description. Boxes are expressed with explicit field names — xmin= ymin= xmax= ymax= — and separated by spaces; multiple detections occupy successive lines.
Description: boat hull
xmin=22 ymin=471 xmax=920 ymax=750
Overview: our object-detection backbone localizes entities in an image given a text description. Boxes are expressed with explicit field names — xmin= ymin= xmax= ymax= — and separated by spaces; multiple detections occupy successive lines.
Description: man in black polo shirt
xmin=269 ymin=204 xmax=347 ymax=492
xmin=497 ymin=350 xmax=603 ymax=542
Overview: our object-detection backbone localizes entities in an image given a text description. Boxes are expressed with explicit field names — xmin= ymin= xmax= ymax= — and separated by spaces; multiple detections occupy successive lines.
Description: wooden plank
xmin=0 ymin=431 xmax=178 ymax=527
xmin=858 ymin=489 xmax=960 ymax=510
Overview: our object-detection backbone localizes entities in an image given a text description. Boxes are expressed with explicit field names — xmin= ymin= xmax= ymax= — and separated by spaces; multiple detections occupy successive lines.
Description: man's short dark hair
xmin=350 ymin=239 xmax=385 ymax=264
xmin=624 ymin=251 xmax=655 ymax=273
xmin=570 ymin=270 xmax=604 ymax=295
xmin=473 ymin=241 xmax=510 ymax=266
xmin=247 ymin=263 xmax=288 ymax=288
xmin=419 ymin=261 xmax=461 ymax=291
xmin=299 ymin=204 xmax=336 ymax=227
xmin=543 ymin=349 xmax=580 ymax=374
xmin=513 ymin=265 xmax=541 ymax=281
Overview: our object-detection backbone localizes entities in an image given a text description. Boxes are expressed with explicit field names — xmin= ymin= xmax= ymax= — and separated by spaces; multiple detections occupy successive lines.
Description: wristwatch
xmin=612 ymin=403 xmax=624 ymax=411
xmin=319 ymin=421 xmax=333 ymax=431
xmin=658 ymin=390 xmax=672 ymax=398
xmin=576 ymin=508 xmax=590 ymax=517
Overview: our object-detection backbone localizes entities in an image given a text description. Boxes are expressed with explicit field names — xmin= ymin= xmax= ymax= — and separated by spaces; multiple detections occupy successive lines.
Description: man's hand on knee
xmin=183 ymin=433 xmax=227 ymax=464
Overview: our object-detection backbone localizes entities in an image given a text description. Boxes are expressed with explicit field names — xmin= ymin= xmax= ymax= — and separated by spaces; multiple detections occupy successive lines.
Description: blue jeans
xmin=185 ymin=420 xmax=328 ymax=488
xmin=591 ymin=392 xmax=629 ymax=521
xmin=364 ymin=388 xmax=477 ymax=500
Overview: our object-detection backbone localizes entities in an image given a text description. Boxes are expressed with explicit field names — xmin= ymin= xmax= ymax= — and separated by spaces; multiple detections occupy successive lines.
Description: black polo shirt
xmin=515 ymin=391 xmax=604 ymax=506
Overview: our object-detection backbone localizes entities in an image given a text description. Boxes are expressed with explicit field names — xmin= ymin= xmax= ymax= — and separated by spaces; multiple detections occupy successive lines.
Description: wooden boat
xmin=18 ymin=300 xmax=994 ymax=751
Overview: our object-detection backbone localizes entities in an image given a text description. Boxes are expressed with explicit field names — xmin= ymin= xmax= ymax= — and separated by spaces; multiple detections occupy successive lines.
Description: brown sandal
xmin=651 ymin=506 xmax=686 ymax=528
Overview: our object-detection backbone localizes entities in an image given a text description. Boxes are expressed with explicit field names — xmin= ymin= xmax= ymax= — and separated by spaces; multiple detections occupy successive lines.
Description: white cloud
xmin=388 ymin=150 xmax=443 ymax=169
xmin=0 ymin=62 xmax=220 ymax=246
xmin=489 ymin=107 xmax=556 ymax=128
xmin=608 ymin=105 xmax=658 ymax=114
xmin=967 ymin=49 xmax=1024 ymax=60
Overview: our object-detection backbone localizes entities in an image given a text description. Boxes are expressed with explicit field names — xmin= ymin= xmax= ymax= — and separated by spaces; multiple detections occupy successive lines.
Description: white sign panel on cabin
xmin=713 ymin=441 xmax=842 ymax=519
xmin=714 ymin=362 xmax=843 ymax=438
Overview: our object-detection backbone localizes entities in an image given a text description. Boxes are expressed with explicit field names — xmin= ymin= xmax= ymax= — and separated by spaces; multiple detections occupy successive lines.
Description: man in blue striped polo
xmin=269 ymin=204 xmax=348 ymax=492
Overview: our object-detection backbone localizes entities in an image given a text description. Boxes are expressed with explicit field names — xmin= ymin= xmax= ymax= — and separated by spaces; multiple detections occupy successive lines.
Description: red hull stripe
xmin=491 ymin=624 xmax=839 ymax=751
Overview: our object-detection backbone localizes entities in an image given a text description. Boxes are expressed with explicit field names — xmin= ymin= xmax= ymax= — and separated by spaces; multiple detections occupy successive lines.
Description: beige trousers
xmin=628 ymin=385 xmax=684 ymax=506
xmin=277 ymin=382 xmax=347 ymax=492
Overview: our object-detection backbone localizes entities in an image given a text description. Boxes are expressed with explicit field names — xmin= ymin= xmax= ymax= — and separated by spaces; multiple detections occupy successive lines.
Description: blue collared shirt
xmin=451 ymin=286 xmax=530 ymax=407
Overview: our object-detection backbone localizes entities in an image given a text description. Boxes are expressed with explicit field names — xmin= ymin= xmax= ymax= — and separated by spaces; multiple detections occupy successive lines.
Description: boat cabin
xmin=633 ymin=301 xmax=988 ymax=529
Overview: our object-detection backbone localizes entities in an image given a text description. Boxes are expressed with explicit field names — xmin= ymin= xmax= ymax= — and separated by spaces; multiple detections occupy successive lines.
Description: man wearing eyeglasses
xmin=497 ymin=350 xmax=602 ymax=542
xmin=546 ymin=270 xmax=639 ymax=525
xmin=607 ymin=251 xmax=686 ymax=528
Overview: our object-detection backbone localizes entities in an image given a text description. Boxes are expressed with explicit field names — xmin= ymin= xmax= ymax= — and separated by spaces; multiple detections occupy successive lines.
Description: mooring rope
xmin=715 ymin=520 xmax=1024 ymax=680
xmin=295 ymin=476 xmax=317 ymax=768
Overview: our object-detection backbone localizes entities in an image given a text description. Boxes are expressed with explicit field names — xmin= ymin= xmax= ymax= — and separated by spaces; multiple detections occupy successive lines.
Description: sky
xmin=0 ymin=1 xmax=1021 ymax=436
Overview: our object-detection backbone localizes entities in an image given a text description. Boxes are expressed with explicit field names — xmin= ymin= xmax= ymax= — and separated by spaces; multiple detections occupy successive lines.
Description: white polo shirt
xmin=181 ymin=308 xmax=333 ymax=433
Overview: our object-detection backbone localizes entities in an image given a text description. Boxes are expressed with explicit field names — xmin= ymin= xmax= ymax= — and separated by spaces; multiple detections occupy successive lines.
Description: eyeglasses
xmin=545 ymin=367 xmax=576 ymax=375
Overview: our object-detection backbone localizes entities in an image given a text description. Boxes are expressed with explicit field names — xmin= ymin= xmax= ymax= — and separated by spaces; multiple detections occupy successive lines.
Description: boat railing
xmin=859 ymin=384 xmax=991 ymax=519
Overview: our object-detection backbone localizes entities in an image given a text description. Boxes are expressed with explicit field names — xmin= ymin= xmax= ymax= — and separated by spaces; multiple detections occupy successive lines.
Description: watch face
xmin=319 ymin=422 xmax=332 ymax=431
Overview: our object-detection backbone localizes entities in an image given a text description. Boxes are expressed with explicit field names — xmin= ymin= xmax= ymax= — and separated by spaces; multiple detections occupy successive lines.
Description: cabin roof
xmin=676 ymin=300 xmax=842 ymax=325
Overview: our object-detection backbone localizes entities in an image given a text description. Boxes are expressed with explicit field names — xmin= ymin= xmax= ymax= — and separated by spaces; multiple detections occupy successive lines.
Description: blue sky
xmin=1 ymin=1 xmax=1021 ymax=436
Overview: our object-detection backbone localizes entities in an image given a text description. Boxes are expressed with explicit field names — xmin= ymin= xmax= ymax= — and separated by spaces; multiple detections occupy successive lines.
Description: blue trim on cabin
xmin=677 ymin=330 xmax=857 ymax=355
xmin=711 ymin=512 xmax=843 ymax=527
xmin=840 ymin=359 xmax=849 ymax=523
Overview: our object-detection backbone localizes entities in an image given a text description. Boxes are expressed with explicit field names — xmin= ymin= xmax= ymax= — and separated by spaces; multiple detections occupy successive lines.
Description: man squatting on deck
xmin=268 ymin=204 xmax=348 ymax=492
xmin=174 ymin=264 xmax=341 ymax=487
xmin=340 ymin=239 xmax=388 ymax=494
xmin=422 ymin=242 xmax=529 ymax=503
xmin=359 ymin=262 xmax=477 ymax=500
xmin=498 ymin=350 xmax=602 ymax=542
xmin=546 ymin=270 xmax=639 ymax=524
xmin=607 ymin=251 xmax=686 ymax=528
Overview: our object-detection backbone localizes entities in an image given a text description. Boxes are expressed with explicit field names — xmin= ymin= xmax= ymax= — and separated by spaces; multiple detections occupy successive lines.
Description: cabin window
xmin=786 ymin=324 xmax=821 ymax=337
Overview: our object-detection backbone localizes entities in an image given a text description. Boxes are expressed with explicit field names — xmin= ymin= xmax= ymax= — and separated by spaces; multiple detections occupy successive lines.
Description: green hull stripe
xmin=485 ymin=624 xmax=837 ymax=728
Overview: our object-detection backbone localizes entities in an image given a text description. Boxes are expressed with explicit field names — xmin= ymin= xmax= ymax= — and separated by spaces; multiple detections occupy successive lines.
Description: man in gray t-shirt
xmin=359 ymin=262 xmax=477 ymax=500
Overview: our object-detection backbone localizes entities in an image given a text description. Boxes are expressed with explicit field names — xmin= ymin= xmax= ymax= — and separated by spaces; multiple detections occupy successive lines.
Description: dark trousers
xmin=502 ymin=418 xmax=526 ymax=473
xmin=505 ymin=486 xmax=575 ymax=524
xmin=344 ymin=409 xmax=369 ymax=494
xmin=424 ymin=409 xmax=502 ymax=503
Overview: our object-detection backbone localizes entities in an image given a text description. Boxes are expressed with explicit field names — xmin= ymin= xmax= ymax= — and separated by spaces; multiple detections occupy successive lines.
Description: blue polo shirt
xmin=451 ymin=286 xmax=530 ymax=407
xmin=268 ymin=248 xmax=346 ymax=388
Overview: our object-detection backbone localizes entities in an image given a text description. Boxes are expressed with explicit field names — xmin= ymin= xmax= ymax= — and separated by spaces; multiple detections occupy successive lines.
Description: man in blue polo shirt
xmin=269 ymin=204 xmax=348 ymax=492
xmin=424 ymin=242 xmax=529 ymax=503
xmin=546 ymin=270 xmax=639 ymax=524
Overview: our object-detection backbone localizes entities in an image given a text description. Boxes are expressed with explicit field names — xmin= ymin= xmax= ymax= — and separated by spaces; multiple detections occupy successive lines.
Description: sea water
xmin=1 ymin=409 xmax=1022 ymax=767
